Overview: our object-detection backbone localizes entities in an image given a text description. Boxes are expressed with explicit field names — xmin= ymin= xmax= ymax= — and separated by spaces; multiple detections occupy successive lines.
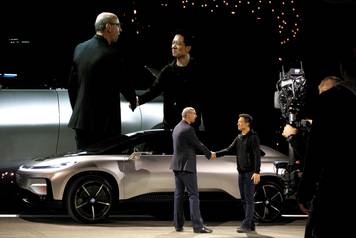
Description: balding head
xmin=181 ymin=107 xmax=197 ymax=124
xmin=95 ymin=12 xmax=118 ymax=33
xmin=94 ymin=12 xmax=122 ymax=44
xmin=318 ymin=76 xmax=342 ymax=94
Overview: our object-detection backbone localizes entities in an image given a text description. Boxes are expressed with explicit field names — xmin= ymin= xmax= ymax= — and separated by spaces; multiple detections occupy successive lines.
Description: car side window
xmin=133 ymin=142 xmax=147 ymax=153
xmin=133 ymin=131 xmax=173 ymax=155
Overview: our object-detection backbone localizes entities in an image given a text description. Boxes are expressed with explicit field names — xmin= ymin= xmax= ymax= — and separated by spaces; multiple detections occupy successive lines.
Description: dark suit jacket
xmin=68 ymin=35 xmax=136 ymax=134
xmin=170 ymin=120 xmax=211 ymax=173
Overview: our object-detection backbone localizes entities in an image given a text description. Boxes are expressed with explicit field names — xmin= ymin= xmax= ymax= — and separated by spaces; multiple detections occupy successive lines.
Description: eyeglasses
xmin=109 ymin=22 xmax=121 ymax=27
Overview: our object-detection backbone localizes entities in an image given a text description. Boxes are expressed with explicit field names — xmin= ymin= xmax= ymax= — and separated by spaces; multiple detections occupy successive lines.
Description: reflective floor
xmin=0 ymin=216 xmax=306 ymax=238
xmin=0 ymin=171 xmax=306 ymax=237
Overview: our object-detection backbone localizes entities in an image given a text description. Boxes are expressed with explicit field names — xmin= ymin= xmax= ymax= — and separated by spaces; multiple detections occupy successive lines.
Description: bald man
xmin=68 ymin=12 xmax=137 ymax=150
xmin=318 ymin=75 xmax=342 ymax=94
xmin=170 ymin=107 xmax=215 ymax=233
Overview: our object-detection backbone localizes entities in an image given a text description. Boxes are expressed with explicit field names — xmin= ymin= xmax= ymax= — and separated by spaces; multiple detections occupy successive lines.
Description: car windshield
xmin=76 ymin=130 xmax=174 ymax=156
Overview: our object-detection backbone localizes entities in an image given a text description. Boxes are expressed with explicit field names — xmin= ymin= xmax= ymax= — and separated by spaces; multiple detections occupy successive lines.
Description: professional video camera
xmin=274 ymin=62 xmax=310 ymax=196
xmin=274 ymin=62 xmax=308 ymax=128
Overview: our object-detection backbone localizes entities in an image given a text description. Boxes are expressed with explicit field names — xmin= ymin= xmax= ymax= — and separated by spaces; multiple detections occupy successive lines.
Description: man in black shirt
xmin=216 ymin=113 xmax=261 ymax=233
xmin=137 ymin=29 xmax=203 ymax=130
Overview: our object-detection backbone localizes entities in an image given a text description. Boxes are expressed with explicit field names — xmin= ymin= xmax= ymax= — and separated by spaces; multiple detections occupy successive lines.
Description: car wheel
xmin=254 ymin=181 xmax=285 ymax=222
xmin=66 ymin=175 xmax=113 ymax=223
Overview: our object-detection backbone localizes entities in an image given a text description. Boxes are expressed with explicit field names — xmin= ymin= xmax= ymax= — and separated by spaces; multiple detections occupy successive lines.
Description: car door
xmin=120 ymin=130 xmax=173 ymax=199
xmin=197 ymin=155 xmax=239 ymax=198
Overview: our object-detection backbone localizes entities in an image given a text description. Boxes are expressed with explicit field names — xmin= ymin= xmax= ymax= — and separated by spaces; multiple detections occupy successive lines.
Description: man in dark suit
xmin=68 ymin=12 xmax=136 ymax=150
xmin=170 ymin=107 xmax=216 ymax=233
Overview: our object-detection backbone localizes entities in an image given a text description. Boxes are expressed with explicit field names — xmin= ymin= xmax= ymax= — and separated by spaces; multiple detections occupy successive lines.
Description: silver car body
xmin=0 ymin=89 xmax=163 ymax=163
xmin=16 ymin=129 xmax=288 ymax=223
xmin=17 ymin=146 xmax=283 ymax=200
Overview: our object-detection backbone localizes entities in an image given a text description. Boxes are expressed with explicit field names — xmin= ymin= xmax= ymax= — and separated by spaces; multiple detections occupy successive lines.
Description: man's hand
xmin=298 ymin=203 xmax=310 ymax=215
xmin=129 ymin=96 xmax=140 ymax=112
xmin=251 ymin=173 xmax=260 ymax=185
xmin=210 ymin=151 xmax=216 ymax=160
xmin=129 ymin=102 xmax=136 ymax=112
xmin=282 ymin=124 xmax=298 ymax=138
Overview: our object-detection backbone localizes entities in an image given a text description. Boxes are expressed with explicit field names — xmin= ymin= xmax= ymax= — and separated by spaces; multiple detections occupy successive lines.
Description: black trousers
xmin=239 ymin=171 xmax=255 ymax=229
xmin=173 ymin=171 xmax=204 ymax=230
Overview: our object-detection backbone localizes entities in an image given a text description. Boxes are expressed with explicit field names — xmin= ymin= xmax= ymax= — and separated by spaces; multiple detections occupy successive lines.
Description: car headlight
xmin=19 ymin=161 xmax=77 ymax=171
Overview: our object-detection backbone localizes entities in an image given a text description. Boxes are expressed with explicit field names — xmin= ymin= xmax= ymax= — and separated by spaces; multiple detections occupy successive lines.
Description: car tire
xmin=66 ymin=175 xmax=113 ymax=223
xmin=254 ymin=180 xmax=285 ymax=222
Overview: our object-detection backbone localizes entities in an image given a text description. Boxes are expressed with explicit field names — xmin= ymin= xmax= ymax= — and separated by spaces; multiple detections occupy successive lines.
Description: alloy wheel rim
xmin=74 ymin=181 xmax=112 ymax=221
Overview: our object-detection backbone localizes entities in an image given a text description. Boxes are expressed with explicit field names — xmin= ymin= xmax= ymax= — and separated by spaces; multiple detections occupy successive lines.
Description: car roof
xmin=72 ymin=129 xmax=286 ymax=159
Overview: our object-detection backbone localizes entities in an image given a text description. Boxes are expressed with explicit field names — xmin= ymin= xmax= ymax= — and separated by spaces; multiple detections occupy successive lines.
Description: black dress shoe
xmin=194 ymin=226 xmax=213 ymax=233
xmin=175 ymin=227 xmax=183 ymax=232
xmin=237 ymin=227 xmax=255 ymax=233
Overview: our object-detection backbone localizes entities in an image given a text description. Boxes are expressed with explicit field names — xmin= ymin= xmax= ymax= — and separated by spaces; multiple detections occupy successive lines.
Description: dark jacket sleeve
xmin=250 ymin=134 xmax=261 ymax=173
xmin=113 ymin=52 xmax=137 ymax=110
xmin=68 ymin=64 xmax=78 ymax=109
xmin=138 ymin=65 xmax=168 ymax=105
xmin=216 ymin=137 xmax=238 ymax=157
xmin=121 ymin=87 xmax=137 ymax=111
xmin=187 ymin=126 xmax=212 ymax=160
xmin=68 ymin=44 xmax=81 ymax=110
xmin=297 ymin=97 xmax=326 ymax=205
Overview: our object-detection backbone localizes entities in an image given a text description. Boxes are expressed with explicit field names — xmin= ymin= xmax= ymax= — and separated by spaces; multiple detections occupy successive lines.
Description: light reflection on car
xmin=0 ymin=89 xmax=162 ymax=164
xmin=16 ymin=129 xmax=290 ymax=223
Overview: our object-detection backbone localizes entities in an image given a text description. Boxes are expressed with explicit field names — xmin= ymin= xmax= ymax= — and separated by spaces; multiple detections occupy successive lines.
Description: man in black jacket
xmin=216 ymin=113 xmax=261 ymax=233
xmin=297 ymin=53 xmax=356 ymax=237
xmin=170 ymin=107 xmax=215 ymax=233
xmin=137 ymin=30 xmax=203 ymax=130
xmin=68 ymin=12 xmax=136 ymax=149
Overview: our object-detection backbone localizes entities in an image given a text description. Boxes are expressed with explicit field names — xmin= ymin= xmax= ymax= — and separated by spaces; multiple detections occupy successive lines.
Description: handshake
xmin=210 ymin=151 xmax=217 ymax=160
xmin=128 ymin=96 xmax=141 ymax=112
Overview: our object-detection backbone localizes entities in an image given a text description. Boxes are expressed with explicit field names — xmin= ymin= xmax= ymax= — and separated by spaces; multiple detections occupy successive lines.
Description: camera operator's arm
xmin=282 ymin=124 xmax=298 ymax=140
xmin=282 ymin=124 xmax=304 ymax=168
xmin=282 ymin=122 xmax=311 ymax=162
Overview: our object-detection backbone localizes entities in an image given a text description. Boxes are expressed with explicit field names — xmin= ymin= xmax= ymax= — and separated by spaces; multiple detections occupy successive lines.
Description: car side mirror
xmin=274 ymin=161 xmax=288 ymax=169
xmin=129 ymin=151 xmax=153 ymax=160
xmin=273 ymin=161 xmax=288 ymax=176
